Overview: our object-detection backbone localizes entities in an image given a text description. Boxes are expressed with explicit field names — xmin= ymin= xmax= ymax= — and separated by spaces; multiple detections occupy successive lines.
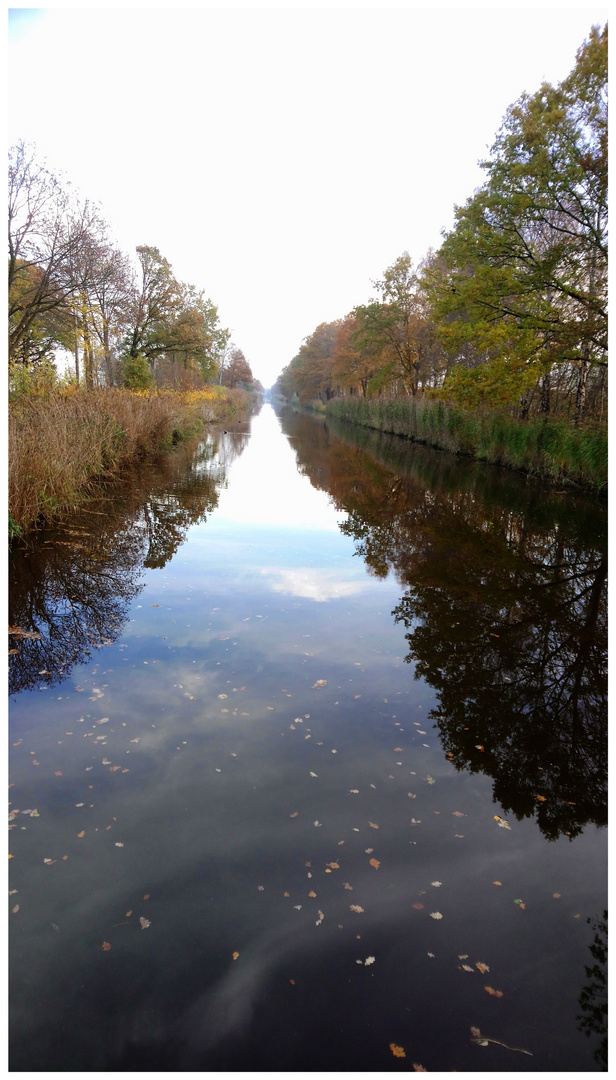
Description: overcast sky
xmin=8 ymin=2 xmax=608 ymax=388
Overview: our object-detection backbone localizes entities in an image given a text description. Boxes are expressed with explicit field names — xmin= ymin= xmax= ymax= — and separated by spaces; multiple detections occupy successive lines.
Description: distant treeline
xmin=274 ymin=25 xmax=607 ymax=428
xmin=9 ymin=144 xmax=260 ymax=395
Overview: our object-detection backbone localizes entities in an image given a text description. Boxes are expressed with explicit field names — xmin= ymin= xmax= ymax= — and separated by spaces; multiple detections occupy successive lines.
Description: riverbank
xmin=318 ymin=397 xmax=607 ymax=493
xmin=9 ymin=385 xmax=254 ymax=538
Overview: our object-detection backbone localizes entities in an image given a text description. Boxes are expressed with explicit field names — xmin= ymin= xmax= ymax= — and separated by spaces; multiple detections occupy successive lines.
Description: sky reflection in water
xmin=9 ymin=405 xmax=606 ymax=1072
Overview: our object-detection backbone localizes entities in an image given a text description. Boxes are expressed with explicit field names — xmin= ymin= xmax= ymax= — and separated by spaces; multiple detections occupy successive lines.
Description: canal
xmin=9 ymin=402 xmax=607 ymax=1071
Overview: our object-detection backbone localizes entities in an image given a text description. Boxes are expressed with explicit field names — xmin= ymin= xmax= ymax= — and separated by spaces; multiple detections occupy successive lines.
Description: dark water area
xmin=9 ymin=404 xmax=607 ymax=1072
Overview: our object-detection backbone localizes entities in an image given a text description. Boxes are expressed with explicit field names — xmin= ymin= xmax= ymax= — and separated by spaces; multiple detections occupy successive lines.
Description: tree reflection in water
xmin=279 ymin=408 xmax=607 ymax=842
xmin=9 ymin=431 xmax=243 ymax=696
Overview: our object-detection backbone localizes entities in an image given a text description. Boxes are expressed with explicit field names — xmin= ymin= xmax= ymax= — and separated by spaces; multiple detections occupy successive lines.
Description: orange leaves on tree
xmin=390 ymin=1043 xmax=406 ymax=1058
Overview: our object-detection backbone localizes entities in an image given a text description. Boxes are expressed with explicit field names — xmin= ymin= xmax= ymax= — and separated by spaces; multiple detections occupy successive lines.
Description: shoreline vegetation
xmin=288 ymin=397 xmax=606 ymax=493
xmin=9 ymin=385 xmax=254 ymax=539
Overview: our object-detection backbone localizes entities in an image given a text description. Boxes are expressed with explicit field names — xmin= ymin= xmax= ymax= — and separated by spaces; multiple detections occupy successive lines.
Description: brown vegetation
xmin=9 ymin=386 xmax=251 ymax=536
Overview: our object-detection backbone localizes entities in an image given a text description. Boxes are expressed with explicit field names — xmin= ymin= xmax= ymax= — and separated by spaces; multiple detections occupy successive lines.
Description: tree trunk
xmin=73 ymin=311 xmax=80 ymax=386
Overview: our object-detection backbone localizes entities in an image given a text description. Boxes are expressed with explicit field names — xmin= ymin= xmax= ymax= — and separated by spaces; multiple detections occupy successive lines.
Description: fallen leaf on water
xmin=102 ymin=942 xmax=111 ymax=951
xmin=460 ymin=965 xmax=474 ymax=972
xmin=476 ymin=962 xmax=489 ymax=973
xmin=344 ymin=881 xmax=353 ymax=891
xmin=390 ymin=1044 xmax=406 ymax=1058
xmin=552 ymin=893 xmax=561 ymax=899
xmin=412 ymin=1065 xmax=427 ymax=1071
xmin=536 ymin=795 xmax=547 ymax=802
xmin=369 ymin=822 xmax=379 ymax=829
xmin=364 ymin=955 xmax=375 ymax=966
xmin=143 ymin=894 xmax=150 ymax=900
xmin=310 ymin=772 xmax=318 ymax=778
xmin=308 ymin=890 xmax=317 ymax=898
xmin=289 ymin=979 xmax=295 ymax=985
xmin=431 ymin=881 xmax=442 ymax=887
xmin=12 ymin=905 xmax=19 ymax=914
xmin=452 ymin=811 xmax=465 ymax=817
xmin=126 ymin=911 xmax=132 ymax=917
xmin=327 ymin=862 xmax=340 ymax=869
xmin=493 ymin=881 xmax=502 ymax=886
xmin=77 ymin=830 xmax=85 ymax=838
xmin=369 ymin=858 xmax=380 ymax=869
xmin=412 ymin=903 xmax=424 ymax=910
xmin=484 ymin=986 xmax=504 ymax=998
xmin=289 ymin=812 xmax=299 ymax=818
xmin=232 ymin=952 xmax=239 ymax=960
xmin=430 ymin=912 xmax=443 ymax=920
xmin=427 ymin=952 xmax=435 ymax=958
xmin=350 ymin=905 xmax=364 ymax=913
xmin=316 ymin=910 xmax=324 ymax=925
xmin=394 ymin=747 xmax=403 ymax=752
xmin=349 ymin=789 xmax=359 ymax=794
xmin=115 ymin=842 xmax=124 ymax=848
xmin=139 ymin=917 xmax=151 ymax=929
xmin=311 ymin=680 xmax=327 ymax=688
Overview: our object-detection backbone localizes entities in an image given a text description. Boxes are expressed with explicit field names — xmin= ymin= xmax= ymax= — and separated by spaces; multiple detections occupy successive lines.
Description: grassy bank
xmin=9 ymin=385 xmax=251 ymax=538
xmin=324 ymin=397 xmax=607 ymax=492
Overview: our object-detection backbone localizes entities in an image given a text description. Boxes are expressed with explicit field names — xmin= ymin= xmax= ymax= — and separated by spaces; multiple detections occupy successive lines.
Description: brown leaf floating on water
xmin=390 ymin=1043 xmax=406 ymax=1058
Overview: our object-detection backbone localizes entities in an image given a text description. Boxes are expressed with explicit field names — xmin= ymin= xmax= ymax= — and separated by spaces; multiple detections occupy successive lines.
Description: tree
xmin=221 ymin=347 xmax=253 ymax=389
xmin=9 ymin=141 xmax=102 ymax=369
xmin=354 ymin=253 xmax=443 ymax=396
xmin=428 ymin=24 xmax=607 ymax=422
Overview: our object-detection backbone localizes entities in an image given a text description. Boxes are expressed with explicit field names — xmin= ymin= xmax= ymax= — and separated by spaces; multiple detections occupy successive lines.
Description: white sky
xmin=7 ymin=2 xmax=608 ymax=388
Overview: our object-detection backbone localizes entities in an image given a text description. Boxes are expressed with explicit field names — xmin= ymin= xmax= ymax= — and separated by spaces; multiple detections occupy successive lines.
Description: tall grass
xmin=9 ymin=386 xmax=249 ymax=536
xmin=325 ymin=397 xmax=607 ymax=491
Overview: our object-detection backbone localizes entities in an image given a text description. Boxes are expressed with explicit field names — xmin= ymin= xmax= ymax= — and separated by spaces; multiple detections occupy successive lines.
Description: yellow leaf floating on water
xmin=369 ymin=858 xmax=380 ymax=870
xmin=369 ymin=822 xmax=379 ymax=829
xmin=232 ymin=952 xmax=239 ymax=960
xmin=350 ymin=905 xmax=364 ymax=913
xmin=476 ymin=962 xmax=490 ymax=973
xmin=389 ymin=1044 xmax=406 ymax=1058
xmin=327 ymin=862 xmax=340 ymax=869
xmin=484 ymin=985 xmax=504 ymax=998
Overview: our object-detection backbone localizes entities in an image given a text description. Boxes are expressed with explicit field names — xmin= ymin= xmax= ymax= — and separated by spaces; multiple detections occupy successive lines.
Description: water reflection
xmin=9 ymin=431 xmax=245 ymax=695
xmin=277 ymin=408 xmax=607 ymax=841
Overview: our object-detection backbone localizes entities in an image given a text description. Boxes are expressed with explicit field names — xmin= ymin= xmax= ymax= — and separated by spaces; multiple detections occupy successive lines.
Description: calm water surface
xmin=9 ymin=404 xmax=607 ymax=1071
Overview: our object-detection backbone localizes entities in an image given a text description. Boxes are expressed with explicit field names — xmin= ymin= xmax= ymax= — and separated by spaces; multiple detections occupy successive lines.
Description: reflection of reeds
xmin=9 ymin=386 xmax=250 ymax=535
xmin=325 ymin=397 xmax=607 ymax=491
